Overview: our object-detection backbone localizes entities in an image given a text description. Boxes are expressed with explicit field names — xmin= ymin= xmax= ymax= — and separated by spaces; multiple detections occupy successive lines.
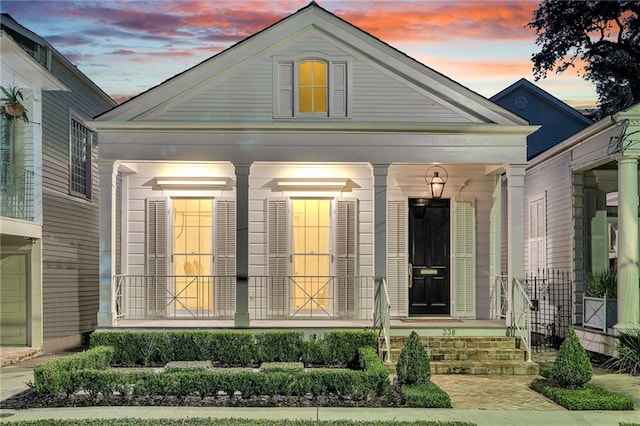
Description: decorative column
xmin=505 ymin=164 xmax=526 ymax=326
xmin=616 ymin=154 xmax=640 ymax=328
xmin=234 ymin=163 xmax=251 ymax=327
xmin=97 ymin=160 xmax=119 ymax=327
xmin=373 ymin=164 xmax=389 ymax=285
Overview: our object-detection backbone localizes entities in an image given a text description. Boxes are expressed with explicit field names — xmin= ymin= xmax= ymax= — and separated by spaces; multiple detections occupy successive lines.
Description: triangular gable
xmin=491 ymin=78 xmax=592 ymax=159
xmin=95 ymin=2 xmax=525 ymax=126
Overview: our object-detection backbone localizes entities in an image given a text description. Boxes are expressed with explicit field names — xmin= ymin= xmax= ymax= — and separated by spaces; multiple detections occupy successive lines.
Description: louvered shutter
xmin=277 ymin=63 xmax=293 ymax=117
xmin=266 ymin=198 xmax=289 ymax=317
xmin=335 ymin=198 xmax=357 ymax=318
xmin=387 ymin=199 xmax=408 ymax=317
xmin=527 ymin=195 xmax=546 ymax=273
xmin=454 ymin=200 xmax=476 ymax=318
xmin=585 ymin=189 xmax=608 ymax=274
xmin=332 ymin=63 xmax=347 ymax=117
xmin=146 ymin=197 xmax=168 ymax=316
xmin=215 ymin=198 xmax=236 ymax=318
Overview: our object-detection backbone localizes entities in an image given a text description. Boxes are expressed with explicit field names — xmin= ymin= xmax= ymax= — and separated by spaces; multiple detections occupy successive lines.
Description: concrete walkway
xmin=1 ymin=351 xmax=638 ymax=425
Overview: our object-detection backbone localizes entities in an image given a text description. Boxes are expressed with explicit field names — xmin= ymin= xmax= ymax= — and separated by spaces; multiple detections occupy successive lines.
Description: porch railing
xmin=0 ymin=161 xmax=34 ymax=221
xmin=373 ymin=277 xmax=391 ymax=362
xmin=490 ymin=274 xmax=508 ymax=319
xmin=509 ymin=276 xmax=533 ymax=362
xmin=249 ymin=275 xmax=374 ymax=320
xmin=114 ymin=275 xmax=236 ymax=320
xmin=115 ymin=274 xmax=374 ymax=321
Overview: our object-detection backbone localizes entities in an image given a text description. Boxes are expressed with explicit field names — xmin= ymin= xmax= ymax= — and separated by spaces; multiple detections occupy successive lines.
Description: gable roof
xmin=95 ymin=2 xmax=526 ymax=126
xmin=491 ymin=78 xmax=592 ymax=125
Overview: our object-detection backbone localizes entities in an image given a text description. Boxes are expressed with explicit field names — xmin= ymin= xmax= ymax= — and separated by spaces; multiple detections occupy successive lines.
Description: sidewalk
xmin=1 ymin=351 xmax=638 ymax=426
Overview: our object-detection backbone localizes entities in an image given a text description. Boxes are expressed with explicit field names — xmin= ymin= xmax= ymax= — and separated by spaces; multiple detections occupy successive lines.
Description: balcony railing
xmin=115 ymin=274 xmax=374 ymax=321
xmin=249 ymin=275 xmax=374 ymax=320
xmin=1 ymin=161 xmax=34 ymax=221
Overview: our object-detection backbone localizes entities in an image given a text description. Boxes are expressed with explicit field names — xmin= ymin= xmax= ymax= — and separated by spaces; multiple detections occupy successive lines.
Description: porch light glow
xmin=425 ymin=165 xmax=448 ymax=199
xmin=276 ymin=179 xmax=349 ymax=190
xmin=155 ymin=178 xmax=228 ymax=188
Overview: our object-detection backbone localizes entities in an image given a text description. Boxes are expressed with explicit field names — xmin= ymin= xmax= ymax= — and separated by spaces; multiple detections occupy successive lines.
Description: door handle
xmin=408 ymin=263 xmax=413 ymax=288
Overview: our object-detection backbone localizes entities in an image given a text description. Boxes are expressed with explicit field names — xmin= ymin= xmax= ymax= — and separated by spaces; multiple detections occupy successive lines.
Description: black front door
xmin=409 ymin=198 xmax=450 ymax=315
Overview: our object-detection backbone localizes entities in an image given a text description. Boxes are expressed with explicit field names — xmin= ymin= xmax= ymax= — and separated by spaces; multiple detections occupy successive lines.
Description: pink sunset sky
xmin=1 ymin=0 xmax=598 ymax=109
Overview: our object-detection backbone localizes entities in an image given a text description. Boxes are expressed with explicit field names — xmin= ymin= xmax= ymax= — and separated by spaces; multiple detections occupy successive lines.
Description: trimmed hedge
xmin=3 ymin=419 xmax=477 ymax=426
xmin=90 ymin=330 xmax=377 ymax=367
xmin=530 ymin=378 xmax=634 ymax=410
xmin=260 ymin=362 xmax=305 ymax=372
xmin=32 ymin=346 xmax=114 ymax=395
xmin=402 ymin=383 xmax=452 ymax=408
xmin=34 ymin=332 xmax=389 ymax=399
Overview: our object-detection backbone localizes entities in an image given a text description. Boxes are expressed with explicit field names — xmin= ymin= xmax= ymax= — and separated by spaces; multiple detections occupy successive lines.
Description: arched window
xmin=298 ymin=60 xmax=327 ymax=113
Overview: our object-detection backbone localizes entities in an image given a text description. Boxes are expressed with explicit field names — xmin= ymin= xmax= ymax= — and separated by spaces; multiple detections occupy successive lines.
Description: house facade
xmin=92 ymin=3 xmax=535 ymax=329
xmin=525 ymin=103 xmax=640 ymax=354
xmin=0 ymin=15 xmax=115 ymax=350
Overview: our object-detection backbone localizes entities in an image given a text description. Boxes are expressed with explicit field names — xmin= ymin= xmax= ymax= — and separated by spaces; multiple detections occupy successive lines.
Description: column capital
xmin=233 ymin=162 xmax=252 ymax=176
xmin=372 ymin=163 xmax=390 ymax=177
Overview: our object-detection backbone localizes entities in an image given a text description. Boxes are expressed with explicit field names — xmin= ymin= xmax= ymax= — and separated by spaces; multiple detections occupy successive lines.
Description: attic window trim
xmin=273 ymin=54 xmax=351 ymax=120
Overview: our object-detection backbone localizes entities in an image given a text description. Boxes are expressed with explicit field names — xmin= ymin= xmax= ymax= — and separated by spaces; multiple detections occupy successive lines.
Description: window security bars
xmin=524 ymin=269 xmax=572 ymax=352
xmin=0 ymin=161 xmax=34 ymax=221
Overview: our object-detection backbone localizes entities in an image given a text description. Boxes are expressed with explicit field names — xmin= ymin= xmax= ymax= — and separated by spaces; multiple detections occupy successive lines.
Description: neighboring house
xmin=91 ymin=2 xmax=536 ymax=330
xmin=491 ymin=78 xmax=593 ymax=161
xmin=0 ymin=15 xmax=115 ymax=350
xmin=524 ymin=102 xmax=640 ymax=355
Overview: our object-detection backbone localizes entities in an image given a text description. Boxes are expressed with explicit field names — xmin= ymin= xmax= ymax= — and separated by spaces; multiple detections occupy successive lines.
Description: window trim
xmin=69 ymin=114 xmax=93 ymax=199
xmin=273 ymin=54 xmax=351 ymax=119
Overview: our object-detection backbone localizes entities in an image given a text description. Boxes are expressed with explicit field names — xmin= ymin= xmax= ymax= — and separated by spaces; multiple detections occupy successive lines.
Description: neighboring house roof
xmin=491 ymin=78 xmax=592 ymax=160
xmin=95 ymin=1 xmax=526 ymax=127
xmin=1 ymin=30 xmax=68 ymax=91
xmin=0 ymin=13 xmax=115 ymax=107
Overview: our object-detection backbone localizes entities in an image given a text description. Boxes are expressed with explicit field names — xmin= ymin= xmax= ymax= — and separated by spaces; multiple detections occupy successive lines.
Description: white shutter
xmin=266 ymin=198 xmax=289 ymax=316
xmin=585 ymin=189 xmax=608 ymax=274
xmin=454 ymin=200 xmax=476 ymax=318
xmin=335 ymin=198 xmax=357 ymax=318
xmin=215 ymin=198 xmax=236 ymax=318
xmin=387 ymin=199 xmax=408 ymax=317
xmin=526 ymin=195 xmax=546 ymax=272
xmin=146 ymin=197 xmax=168 ymax=316
xmin=332 ymin=63 xmax=347 ymax=117
xmin=277 ymin=63 xmax=293 ymax=117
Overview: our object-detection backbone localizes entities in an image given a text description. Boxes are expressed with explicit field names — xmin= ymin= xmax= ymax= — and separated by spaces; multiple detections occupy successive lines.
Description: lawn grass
xmin=2 ymin=419 xmax=475 ymax=426
xmin=530 ymin=378 xmax=634 ymax=410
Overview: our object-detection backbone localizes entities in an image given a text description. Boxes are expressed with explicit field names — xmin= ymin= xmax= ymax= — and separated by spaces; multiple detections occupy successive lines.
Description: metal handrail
xmin=490 ymin=274 xmax=509 ymax=319
xmin=511 ymin=276 xmax=533 ymax=362
xmin=374 ymin=277 xmax=391 ymax=362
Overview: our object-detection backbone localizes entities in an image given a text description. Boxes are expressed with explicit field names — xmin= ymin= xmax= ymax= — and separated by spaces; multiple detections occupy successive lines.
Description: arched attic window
xmin=298 ymin=59 xmax=327 ymax=114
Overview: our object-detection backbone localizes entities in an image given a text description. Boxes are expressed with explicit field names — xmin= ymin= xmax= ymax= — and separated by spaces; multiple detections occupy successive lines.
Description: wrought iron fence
xmin=524 ymin=269 xmax=572 ymax=352
xmin=249 ymin=275 xmax=374 ymax=320
xmin=115 ymin=275 xmax=236 ymax=319
xmin=0 ymin=161 xmax=34 ymax=221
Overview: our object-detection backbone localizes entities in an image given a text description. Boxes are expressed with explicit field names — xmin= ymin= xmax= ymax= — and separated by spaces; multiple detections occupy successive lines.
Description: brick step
xmin=385 ymin=347 xmax=526 ymax=363
xmin=388 ymin=336 xmax=520 ymax=350
xmin=384 ymin=360 xmax=539 ymax=376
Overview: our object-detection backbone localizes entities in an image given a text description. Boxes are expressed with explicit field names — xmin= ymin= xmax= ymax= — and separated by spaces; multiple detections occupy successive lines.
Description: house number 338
xmin=442 ymin=328 xmax=456 ymax=336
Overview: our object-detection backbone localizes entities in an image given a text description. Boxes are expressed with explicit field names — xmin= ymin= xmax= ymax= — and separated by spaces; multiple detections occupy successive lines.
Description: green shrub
xmin=396 ymin=331 xmax=430 ymax=385
xmin=323 ymin=330 xmax=378 ymax=367
xmin=358 ymin=347 xmax=390 ymax=395
xmin=603 ymin=327 xmax=640 ymax=376
xmin=33 ymin=346 xmax=114 ymax=395
xmin=531 ymin=378 xmax=634 ymax=410
xmin=255 ymin=331 xmax=305 ymax=362
xmin=586 ymin=268 xmax=617 ymax=298
xmin=550 ymin=327 xmax=592 ymax=388
xmin=402 ymin=382 xmax=452 ymax=408
xmin=210 ymin=331 xmax=257 ymax=366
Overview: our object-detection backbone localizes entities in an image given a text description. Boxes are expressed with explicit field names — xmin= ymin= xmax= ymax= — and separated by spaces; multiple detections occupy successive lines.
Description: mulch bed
xmin=0 ymin=385 xmax=404 ymax=410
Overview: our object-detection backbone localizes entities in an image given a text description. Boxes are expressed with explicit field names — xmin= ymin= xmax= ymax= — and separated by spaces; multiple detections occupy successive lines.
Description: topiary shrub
xmin=396 ymin=331 xmax=430 ymax=385
xmin=551 ymin=327 xmax=592 ymax=388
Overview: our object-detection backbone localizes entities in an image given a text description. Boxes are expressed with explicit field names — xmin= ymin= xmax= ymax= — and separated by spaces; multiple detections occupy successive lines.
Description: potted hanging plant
xmin=583 ymin=268 xmax=617 ymax=332
xmin=1 ymin=85 xmax=29 ymax=122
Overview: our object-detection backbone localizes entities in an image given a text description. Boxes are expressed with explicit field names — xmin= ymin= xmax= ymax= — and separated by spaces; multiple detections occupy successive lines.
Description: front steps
xmin=381 ymin=336 xmax=539 ymax=375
